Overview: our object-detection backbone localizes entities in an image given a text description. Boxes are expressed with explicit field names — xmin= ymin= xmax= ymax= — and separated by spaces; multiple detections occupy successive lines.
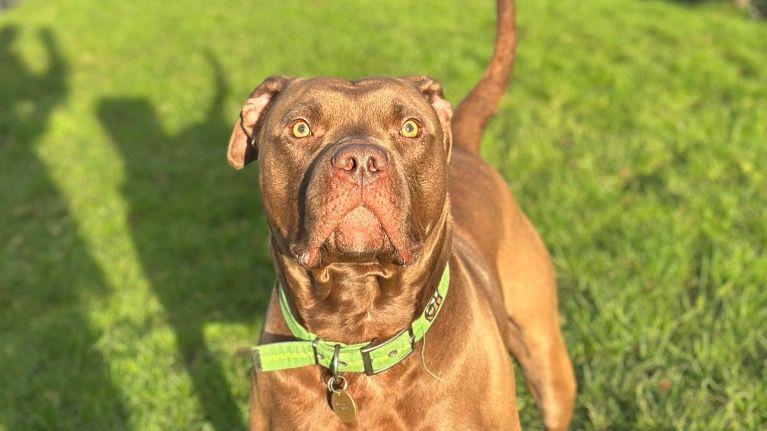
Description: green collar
xmin=252 ymin=264 xmax=450 ymax=376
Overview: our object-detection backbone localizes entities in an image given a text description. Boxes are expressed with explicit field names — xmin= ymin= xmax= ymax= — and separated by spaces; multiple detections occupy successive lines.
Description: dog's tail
xmin=451 ymin=0 xmax=516 ymax=155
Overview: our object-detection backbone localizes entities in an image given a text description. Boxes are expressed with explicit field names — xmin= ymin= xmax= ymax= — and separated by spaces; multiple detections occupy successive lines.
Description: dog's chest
xmin=257 ymin=323 xmax=516 ymax=429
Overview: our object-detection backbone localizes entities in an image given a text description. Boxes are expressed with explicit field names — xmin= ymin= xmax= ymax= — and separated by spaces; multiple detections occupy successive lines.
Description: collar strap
xmin=252 ymin=264 xmax=450 ymax=376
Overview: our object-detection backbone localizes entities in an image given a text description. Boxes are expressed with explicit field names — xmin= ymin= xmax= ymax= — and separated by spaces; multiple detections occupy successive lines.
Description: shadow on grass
xmin=0 ymin=26 xmax=130 ymax=429
xmin=97 ymin=54 xmax=272 ymax=431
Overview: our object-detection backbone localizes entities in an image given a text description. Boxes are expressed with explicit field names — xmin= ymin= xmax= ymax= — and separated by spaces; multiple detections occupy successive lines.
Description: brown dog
xmin=227 ymin=0 xmax=575 ymax=429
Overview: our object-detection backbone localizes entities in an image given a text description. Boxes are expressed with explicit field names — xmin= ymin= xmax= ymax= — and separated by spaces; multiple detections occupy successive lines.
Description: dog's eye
xmin=400 ymin=119 xmax=420 ymax=138
xmin=291 ymin=120 xmax=311 ymax=138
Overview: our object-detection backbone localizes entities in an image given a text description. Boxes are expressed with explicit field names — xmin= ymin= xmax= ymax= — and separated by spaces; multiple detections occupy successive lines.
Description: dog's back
xmin=448 ymin=1 xmax=577 ymax=429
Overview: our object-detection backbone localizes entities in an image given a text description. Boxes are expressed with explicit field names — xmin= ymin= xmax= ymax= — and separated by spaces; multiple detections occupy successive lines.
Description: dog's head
xmin=227 ymin=76 xmax=452 ymax=268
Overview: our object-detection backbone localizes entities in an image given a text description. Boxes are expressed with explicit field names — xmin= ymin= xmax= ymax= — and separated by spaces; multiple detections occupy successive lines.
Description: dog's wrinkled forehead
xmin=267 ymin=77 xmax=438 ymax=127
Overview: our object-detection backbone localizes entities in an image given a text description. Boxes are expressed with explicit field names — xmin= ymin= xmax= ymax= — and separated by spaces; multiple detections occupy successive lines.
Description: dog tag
xmin=330 ymin=389 xmax=357 ymax=423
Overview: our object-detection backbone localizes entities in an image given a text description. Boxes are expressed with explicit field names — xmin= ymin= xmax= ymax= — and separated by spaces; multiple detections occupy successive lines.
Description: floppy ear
xmin=401 ymin=75 xmax=453 ymax=160
xmin=227 ymin=76 xmax=293 ymax=169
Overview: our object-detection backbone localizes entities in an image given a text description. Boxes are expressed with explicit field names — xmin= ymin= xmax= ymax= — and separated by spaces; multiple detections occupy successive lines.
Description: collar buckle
xmin=312 ymin=338 xmax=322 ymax=365
xmin=360 ymin=326 xmax=415 ymax=376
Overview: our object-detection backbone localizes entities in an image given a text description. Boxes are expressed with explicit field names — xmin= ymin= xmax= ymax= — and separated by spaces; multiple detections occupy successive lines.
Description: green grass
xmin=1 ymin=0 xmax=765 ymax=429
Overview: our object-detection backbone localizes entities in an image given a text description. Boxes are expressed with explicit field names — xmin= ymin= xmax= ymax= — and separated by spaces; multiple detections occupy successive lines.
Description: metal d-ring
xmin=326 ymin=344 xmax=345 ymax=394
xmin=330 ymin=344 xmax=341 ymax=378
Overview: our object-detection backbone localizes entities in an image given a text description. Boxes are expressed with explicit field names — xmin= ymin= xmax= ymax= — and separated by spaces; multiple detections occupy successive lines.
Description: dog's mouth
xmin=291 ymin=183 xmax=418 ymax=268
xmin=331 ymin=206 xmax=388 ymax=253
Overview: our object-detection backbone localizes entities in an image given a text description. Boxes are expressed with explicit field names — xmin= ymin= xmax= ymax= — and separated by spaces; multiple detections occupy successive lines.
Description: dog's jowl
xmin=227 ymin=1 xmax=576 ymax=429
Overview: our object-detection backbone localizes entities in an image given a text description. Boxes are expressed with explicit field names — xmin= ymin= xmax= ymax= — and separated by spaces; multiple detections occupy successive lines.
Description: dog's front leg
xmin=249 ymin=370 xmax=268 ymax=431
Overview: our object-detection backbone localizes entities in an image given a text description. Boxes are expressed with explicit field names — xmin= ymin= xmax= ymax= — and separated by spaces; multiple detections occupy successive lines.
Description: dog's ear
xmin=227 ymin=76 xmax=293 ymax=169
xmin=401 ymin=75 xmax=453 ymax=160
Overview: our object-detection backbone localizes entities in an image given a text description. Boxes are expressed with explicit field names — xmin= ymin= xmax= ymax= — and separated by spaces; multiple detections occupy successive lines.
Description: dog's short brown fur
xmin=227 ymin=1 xmax=576 ymax=429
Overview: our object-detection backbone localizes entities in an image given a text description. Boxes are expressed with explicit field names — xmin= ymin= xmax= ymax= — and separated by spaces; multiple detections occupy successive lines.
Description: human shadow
xmin=0 ymin=26 xmax=130 ymax=429
xmin=97 ymin=54 xmax=273 ymax=431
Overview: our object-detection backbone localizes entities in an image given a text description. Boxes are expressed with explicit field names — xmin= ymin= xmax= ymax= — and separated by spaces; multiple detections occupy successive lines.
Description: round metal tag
xmin=330 ymin=389 xmax=357 ymax=423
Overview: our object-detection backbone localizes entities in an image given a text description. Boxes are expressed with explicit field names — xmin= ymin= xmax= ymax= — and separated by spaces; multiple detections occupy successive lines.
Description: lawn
xmin=1 ymin=0 xmax=766 ymax=429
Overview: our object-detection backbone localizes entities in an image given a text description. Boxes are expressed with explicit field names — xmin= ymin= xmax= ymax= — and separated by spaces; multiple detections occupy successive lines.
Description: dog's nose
xmin=331 ymin=144 xmax=389 ymax=183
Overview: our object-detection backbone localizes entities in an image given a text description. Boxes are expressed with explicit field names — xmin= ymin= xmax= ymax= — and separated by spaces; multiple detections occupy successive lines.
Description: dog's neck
xmin=271 ymin=203 xmax=452 ymax=344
